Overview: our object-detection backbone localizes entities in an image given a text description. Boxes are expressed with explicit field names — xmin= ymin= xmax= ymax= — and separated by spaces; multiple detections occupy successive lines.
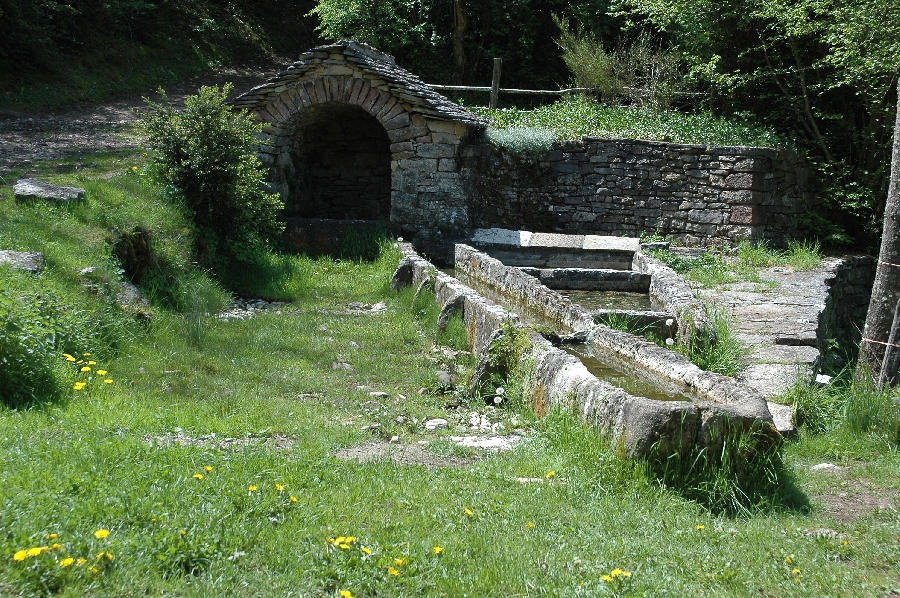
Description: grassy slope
xmin=0 ymin=155 xmax=898 ymax=596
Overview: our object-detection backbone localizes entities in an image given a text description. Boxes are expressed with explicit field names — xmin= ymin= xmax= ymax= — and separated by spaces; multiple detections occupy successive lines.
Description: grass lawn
xmin=1 ymin=154 xmax=898 ymax=597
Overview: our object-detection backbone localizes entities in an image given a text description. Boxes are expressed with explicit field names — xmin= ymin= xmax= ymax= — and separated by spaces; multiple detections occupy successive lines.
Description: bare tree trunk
xmin=858 ymin=76 xmax=900 ymax=379
xmin=451 ymin=0 xmax=467 ymax=84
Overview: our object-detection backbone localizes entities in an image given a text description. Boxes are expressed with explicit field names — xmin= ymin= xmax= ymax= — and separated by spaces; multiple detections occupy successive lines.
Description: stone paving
xmin=697 ymin=258 xmax=846 ymax=399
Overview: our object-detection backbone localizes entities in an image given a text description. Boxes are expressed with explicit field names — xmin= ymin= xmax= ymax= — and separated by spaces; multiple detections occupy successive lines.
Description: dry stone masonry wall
xmin=462 ymin=138 xmax=811 ymax=247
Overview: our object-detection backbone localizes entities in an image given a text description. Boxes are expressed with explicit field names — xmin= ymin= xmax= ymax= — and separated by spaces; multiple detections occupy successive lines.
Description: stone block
xmin=416 ymin=143 xmax=456 ymax=159
xmin=729 ymin=204 xmax=766 ymax=225
xmin=14 ymin=179 xmax=85 ymax=204
xmin=724 ymin=172 xmax=765 ymax=191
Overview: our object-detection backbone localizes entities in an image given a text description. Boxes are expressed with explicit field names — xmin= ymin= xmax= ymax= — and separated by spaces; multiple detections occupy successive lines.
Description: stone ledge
xmin=14 ymin=179 xmax=85 ymax=204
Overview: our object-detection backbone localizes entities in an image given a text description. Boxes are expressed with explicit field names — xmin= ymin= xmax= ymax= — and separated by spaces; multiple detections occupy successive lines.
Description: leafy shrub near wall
xmin=484 ymin=127 xmax=555 ymax=157
xmin=140 ymin=84 xmax=285 ymax=270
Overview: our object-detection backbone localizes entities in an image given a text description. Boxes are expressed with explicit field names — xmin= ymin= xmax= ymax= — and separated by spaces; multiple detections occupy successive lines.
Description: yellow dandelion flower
xmin=696 ymin=525 xmax=705 ymax=531
xmin=83 ymin=352 xmax=91 ymax=357
xmin=842 ymin=540 xmax=849 ymax=547
xmin=104 ymin=379 xmax=113 ymax=384
xmin=132 ymin=166 xmax=138 ymax=172
xmin=60 ymin=557 xmax=75 ymax=567
xmin=50 ymin=543 xmax=62 ymax=550
xmin=63 ymin=354 xmax=76 ymax=362
xmin=204 ymin=465 xmax=213 ymax=472
xmin=193 ymin=473 xmax=204 ymax=480
xmin=73 ymin=382 xmax=86 ymax=391
xmin=526 ymin=521 xmax=535 ymax=528
xmin=326 ymin=537 xmax=336 ymax=545
xmin=433 ymin=546 xmax=443 ymax=554
xmin=793 ymin=577 xmax=800 ymax=583
xmin=180 ymin=529 xmax=186 ymax=536
xmin=361 ymin=546 xmax=372 ymax=555
xmin=545 ymin=471 xmax=556 ymax=479
xmin=47 ymin=533 xmax=58 ymax=540
xmin=335 ymin=537 xmax=346 ymax=544
xmin=248 ymin=485 xmax=258 ymax=492
xmin=89 ymin=566 xmax=99 ymax=575
xmin=80 ymin=366 xmax=91 ymax=372
xmin=785 ymin=556 xmax=792 ymax=565
xmin=13 ymin=550 xmax=27 ymax=561
xmin=602 ymin=575 xmax=612 ymax=583
xmin=27 ymin=547 xmax=42 ymax=557
xmin=275 ymin=483 xmax=285 ymax=492
xmin=394 ymin=557 xmax=407 ymax=566
xmin=339 ymin=591 xmax=353 ymax=598
xmin=96 ymin=370 xmax=107 ymax=376
xmin=345 ymin=537 xmax=356 ymax=543
xmin=88 ymin=361 xmax=96 ymax=365
xmin=76 ymin=558 xmax=87 ymax=565
xmin=338 ymin=543 xmax=350 ymax=550
xmin=94 ymin=529 xmax=110 ymax=539
xmin=792 ymin=568 xmax=800 ymax=575
xmin=290 ymin=495 xmax=298 ymax=503
xmin=464 ymin=507 xmax=473 ymax=517
xmin=388 ymin=566 xmax=399 ymax=576
xmin=102 ymin=552 xmax=113 ymax=561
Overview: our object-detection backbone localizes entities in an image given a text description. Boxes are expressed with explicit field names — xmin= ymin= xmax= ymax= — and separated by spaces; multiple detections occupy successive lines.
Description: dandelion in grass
xmin=275 ymin=483 xmax=285 ymax=492
xmin=132 ymin=166 xmax=138 ymax=172
xmin=433 ymin=546 xmax=443 ymax=555
xmin=193 ymin=473 xmax=204 ymax=480
xmin=47 ymin=533 xmax=58 ymax=540
xmin=290 ymin=495 xmax=298 ymax=503
xmin=100 ymin=552 xmax=113 ymax=561
xmin=339 ymin=543 xmax=350 ymax=550
xmin=60 ymin=557 xmax=75 ymax=567
xmin=792 ymin=568 xmax=800 ymax=575
xmin=785 ymin=556 xmax=792 ymax=565
xmin=104 ymin=379 xmax=113 ymax=384
xmin=388 ymin=566 xmax=399 ymax=576
xmin=611 ymin=568 xmax=631 ymax=578
xmin=83 ymin=353 xmax=91 ymax=357
xmin=345 ymin=536 xmax=356 ymax=543
xmin=695 ymin=525 xmax=705 ymax=531
xmin=27 ymin=547 xmax=44 ymax=557
xmin=361 ymin=546 xmax=372 ymax=555
xmin=464 ymin=507 xmax=473 ymax=517
xmin=73 ymin=382 xmax=86 ymax=391
xmin=97 ymin=370 xmax=107 ymax=376
xmin=88 ymin=360 xmax=96 ymax=365
xmin=89 ymin=565 xmax=99 ymax=574
xmin=545 ymin=471 xmax=556 ymax=479
xmin=602 ymin=575 xmax=613 ymax=582
xmin=94 ymin=529 xmax=110 ymax=539
xmin=80 ymin=366 xmax=91 ymax=373
xmin=204 ymin=465 xmax=213 ymax=472
xmin=248 ymin=485 xmax=258 ymax=492
xmin=13 ymin=550 xmax=27 ymax=561
xmin=526 ymin=521 xmax=535 ymax=529
xmin=50 ymin=543 xmax=62 ymax=550
xmin=63 ymin=354 xmax=76 ymax=362
xmin=394 ymin=557 xmax=407 ymax=566
xmin=179 ymin=529 xmax=186 ymax=536
xmin=76 ymin=558 xmax=86 ymax=565
xmin=339 ymin=591 xmax=353 ymax=598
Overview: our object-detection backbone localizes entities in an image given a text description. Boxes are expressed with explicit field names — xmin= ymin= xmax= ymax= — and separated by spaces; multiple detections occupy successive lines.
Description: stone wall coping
xmin=470 ymin=227 xmax=640 ymax=253
xmin=577 ymin=136 xmax=792 ymax=158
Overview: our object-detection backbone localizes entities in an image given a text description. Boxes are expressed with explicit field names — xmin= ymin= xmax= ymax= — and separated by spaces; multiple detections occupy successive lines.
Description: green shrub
xmin=0 ymin=283 xmax=81 ymax=408
xmin=139 ymin=84 xmax=285 ymax=269
xmin=484 ymin=126 xmax=556 ymax=157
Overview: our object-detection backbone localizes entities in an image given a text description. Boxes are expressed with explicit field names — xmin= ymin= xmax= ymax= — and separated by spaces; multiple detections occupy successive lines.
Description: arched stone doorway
xmin=284 ymin=102 xmax=392 ymax=221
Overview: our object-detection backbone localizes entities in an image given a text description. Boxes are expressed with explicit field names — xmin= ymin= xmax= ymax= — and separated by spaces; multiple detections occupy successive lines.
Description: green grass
xmin=1 ymin=158 xmax=899 ymax=596
xmin=470 ymin=95 xmax=789 ymax=148
xmin=649 ymin=240 xmax=823 ymax=289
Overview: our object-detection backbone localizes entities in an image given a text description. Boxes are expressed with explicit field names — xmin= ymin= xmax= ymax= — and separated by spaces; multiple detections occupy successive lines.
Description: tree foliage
xmin=140 ymin=85 xmax=285 ymax=268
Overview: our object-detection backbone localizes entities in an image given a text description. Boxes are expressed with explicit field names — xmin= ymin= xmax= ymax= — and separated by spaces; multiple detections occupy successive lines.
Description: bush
xmin=139 ymin=84 xmax=284 ymax=269
xmin=0 ymin=285 xmax=80 ymax=408
xmin=484 ymin=126 xmax=555 ymax=157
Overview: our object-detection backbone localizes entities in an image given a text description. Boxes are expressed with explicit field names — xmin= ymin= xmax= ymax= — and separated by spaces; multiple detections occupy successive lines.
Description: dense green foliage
xmin=139 ymin=85 xmax=284 ymax=269
xmin=0 ymin=0 xmax=318 ymax=108
xmin=475 ymin=95 xmax=786 ymax=147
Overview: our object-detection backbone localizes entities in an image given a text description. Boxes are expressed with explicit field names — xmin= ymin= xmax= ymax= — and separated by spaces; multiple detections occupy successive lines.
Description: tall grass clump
xmin=140 ymin=84 xmax=285 ymax=271
xmin=484 ymin=126 xmax=556 ymax=157
xmin=678 ymin=307 xmax=747 ymax=376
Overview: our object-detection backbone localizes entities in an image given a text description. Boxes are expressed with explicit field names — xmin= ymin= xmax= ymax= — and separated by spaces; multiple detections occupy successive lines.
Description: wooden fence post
xmin=489 ymin=58 xmax=502 ymax=109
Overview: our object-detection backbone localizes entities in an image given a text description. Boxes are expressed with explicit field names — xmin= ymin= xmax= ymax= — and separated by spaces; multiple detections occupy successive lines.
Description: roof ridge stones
xmin=232 ymin=40 xmax=487 ymax=128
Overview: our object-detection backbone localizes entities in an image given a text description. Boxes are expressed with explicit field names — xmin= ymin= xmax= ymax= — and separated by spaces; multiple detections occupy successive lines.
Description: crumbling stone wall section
xmin=462 ymin=138 xmax=811 ymax=247
xmin=818 ymin=256 xmax=876 ymax=361
xmin=232 ymin=40 xmax=486 ymax=238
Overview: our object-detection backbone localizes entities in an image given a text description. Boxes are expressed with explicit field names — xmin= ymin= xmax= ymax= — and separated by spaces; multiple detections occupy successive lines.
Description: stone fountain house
xmin=234 ymin=40 xmax=812 ymax=254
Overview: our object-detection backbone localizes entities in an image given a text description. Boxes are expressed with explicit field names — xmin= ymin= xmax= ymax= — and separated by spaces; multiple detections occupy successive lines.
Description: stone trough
xmin=392 ymin=240 xmax=781 ymax=461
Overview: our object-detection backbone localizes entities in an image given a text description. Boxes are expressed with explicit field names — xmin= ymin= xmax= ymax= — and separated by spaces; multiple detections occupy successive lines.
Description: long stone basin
xmin=391 ymin=243 xmax=781 ymax=461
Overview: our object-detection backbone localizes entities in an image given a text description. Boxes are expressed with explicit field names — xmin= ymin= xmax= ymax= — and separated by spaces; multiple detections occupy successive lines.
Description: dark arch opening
xmin=284 ymin=102 xmax=393 ymax=221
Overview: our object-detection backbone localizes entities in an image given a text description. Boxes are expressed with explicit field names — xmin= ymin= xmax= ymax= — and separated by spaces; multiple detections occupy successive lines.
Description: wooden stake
xmin=489 ymin=58 xmax=502 ymax=109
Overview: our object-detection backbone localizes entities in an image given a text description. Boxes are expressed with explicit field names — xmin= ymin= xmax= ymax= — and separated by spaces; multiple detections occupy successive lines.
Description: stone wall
xmin=818 ymin=256 xmax=876 ymax=367
xmin=462 ymin=137 xmax=811 ymax=247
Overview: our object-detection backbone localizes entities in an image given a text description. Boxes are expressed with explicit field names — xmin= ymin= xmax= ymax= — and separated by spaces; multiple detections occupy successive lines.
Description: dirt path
xmin=0 ymin=56 xmax=292 ymax=176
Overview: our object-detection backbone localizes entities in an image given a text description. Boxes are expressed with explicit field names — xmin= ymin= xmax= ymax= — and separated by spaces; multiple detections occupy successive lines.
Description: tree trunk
xmin=451 ymin=0 xmax=467 ymax=84
xmin=858 ymin=75 xmax=900 ymax=379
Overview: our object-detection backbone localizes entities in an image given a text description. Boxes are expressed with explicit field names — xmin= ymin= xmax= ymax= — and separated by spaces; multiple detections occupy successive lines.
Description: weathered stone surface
xmin=14 ymin=178 xmax=85 ymax=203
xmin=0 ymin=250 xmax=43 ymax=273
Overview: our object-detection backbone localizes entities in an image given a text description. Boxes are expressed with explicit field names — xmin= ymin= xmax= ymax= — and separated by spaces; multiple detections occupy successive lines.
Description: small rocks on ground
xmin=810 ymin=462 xmax=845 ymax=473
xmin=0 ymin=250 xmax=43 ymax=273
xmin=217 ymin=297 xmax=289 ymax=321
xmin=369 ymin=391 xmax=389 ymax=399
xmin=347 ymin=301 xmax=387 ymax=313
xmin=424 ymin=418 xmax=448 ymax=431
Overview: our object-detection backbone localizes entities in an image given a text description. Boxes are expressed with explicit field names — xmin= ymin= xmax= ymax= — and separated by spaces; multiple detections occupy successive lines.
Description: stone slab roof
xmin=233 ymin=40 xmax=487 ymax=128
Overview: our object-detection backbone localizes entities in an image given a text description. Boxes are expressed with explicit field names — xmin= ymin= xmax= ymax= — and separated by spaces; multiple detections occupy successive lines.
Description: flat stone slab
xmin=738 ymin=363 xmax=809 ymax=398
xmin=470 ymin=228 xmax=640 ymax=253
xmin=750 ymin=344 xmax=819 ymax=366
xmin=0 ymin=250 xmax=43 ymax=273
xmin=766 ymin=401 xmax=795 ymax=435
xmin=14 ymin=178 xmax=85 ymax=203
